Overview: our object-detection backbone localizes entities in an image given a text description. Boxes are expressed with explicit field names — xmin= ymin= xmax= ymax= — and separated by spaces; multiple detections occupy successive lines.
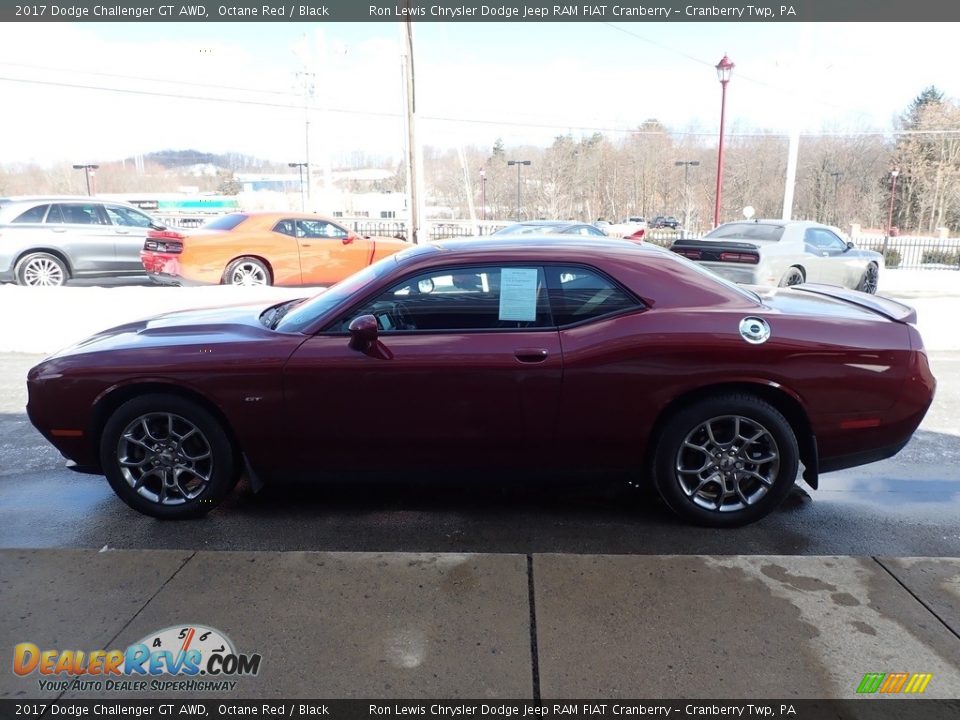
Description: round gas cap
xmin=739 ymin=317 xmax=771 ymax=344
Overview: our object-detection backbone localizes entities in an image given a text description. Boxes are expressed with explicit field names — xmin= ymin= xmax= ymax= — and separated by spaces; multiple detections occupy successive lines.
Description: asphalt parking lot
xmin=1 ymin=275 xmax=959 ymax=701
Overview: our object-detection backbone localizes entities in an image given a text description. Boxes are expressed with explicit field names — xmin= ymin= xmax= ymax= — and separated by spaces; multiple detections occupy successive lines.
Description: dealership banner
xmin=3 ymin=700 xmax=960 ymax=719
xmin=2 ymin=0 xmax=960 ymax=22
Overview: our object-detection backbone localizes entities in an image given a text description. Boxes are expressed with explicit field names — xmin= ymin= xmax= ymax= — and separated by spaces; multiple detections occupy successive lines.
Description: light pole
xmin=886 ymin=169 xmax=900 ymax=236
xmin=72 ymin=164 xmax=99 ymax=196
xmin=288 ymin=162 xmax=307 ymax=211
xmin=675 ymin=160 xmax=700 ymax=231
xmin=507 ymin=160 xmax=530 ymax=221
xmin=713 ymin=54 xmax=734 ymax=228
xmin=829 ymin=171 xmax=842 ymax=225
xmin=479 ymin=168 xmax=487 ymax=222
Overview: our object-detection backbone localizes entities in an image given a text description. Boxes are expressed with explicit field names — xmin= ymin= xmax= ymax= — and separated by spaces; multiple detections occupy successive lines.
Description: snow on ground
xmin=0 ymin=269 xmax=957 ymax=355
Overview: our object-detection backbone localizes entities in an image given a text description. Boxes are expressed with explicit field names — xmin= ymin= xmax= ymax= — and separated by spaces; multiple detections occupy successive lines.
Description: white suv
xmin=0 ymin=196 xmax=160 ymax=286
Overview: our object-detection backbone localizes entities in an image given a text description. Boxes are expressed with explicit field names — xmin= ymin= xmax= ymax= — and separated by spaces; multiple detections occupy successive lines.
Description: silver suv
xmin=0 ymin=196 xmax=161 ymax=286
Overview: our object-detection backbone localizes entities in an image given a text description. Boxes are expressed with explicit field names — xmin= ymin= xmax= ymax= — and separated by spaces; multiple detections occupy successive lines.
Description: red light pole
xmin=886 ymin=169 xmax=900 ymax=235
xmin=713 ymin=54 xmax=734 ymax=228
xmin=479 ymin=168 xmax=487 ymax=221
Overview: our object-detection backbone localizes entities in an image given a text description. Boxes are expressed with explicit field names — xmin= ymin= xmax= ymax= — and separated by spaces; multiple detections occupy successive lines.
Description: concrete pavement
xmin=2 ymin=549 xmax=959 ymax=700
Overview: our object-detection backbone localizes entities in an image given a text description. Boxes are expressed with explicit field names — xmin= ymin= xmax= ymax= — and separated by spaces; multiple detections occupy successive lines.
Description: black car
xmin=651 ymin=216 xmax=681 ymax=230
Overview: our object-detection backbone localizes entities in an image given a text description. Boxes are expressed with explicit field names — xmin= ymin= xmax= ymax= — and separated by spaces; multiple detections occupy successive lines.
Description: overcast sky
xmin=0 ymin=21 xmax=956 ymax=167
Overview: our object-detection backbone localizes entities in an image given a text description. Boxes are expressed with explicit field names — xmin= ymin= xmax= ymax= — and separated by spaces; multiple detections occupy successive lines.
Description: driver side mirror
xmin=348 ymin=314 xmax=378 ymax=352
xmin=845 ymin=241 xmax=855 ymax=251
xmin=342 ymin=232 xmax=357 ymax=245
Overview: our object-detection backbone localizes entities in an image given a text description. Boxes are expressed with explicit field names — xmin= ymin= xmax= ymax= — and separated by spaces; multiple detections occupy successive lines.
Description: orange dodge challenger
xmin=141 ymin=212 xmax=409 ymax=286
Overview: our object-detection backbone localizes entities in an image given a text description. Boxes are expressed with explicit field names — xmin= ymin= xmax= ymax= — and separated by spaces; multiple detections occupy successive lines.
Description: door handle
xmin=514 ymin=348 xmax=549 ymax=363
xmin=114 ymin=229 xmax=130 ymax=235
xmin=51 ymin=228 xmax=67 ymax=233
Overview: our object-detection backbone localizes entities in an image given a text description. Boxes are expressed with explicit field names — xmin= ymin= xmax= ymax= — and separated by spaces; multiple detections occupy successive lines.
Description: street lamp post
xmin=72 ymin=164 xmax=99 ymax=196
xmin=713 ymin=54 xmax=734 ymax=228
xmin=886 ymin=169 xmax=900 ymax=236
xmin=506 ymin=160 xmax=530 ymax=221
xmin=479 ymin=168 xmax=487 ymax=222
xmin=288 ymin=162 xmax=308 ymax=211
xmin=675 ymin=160 xmax=700 ymax=231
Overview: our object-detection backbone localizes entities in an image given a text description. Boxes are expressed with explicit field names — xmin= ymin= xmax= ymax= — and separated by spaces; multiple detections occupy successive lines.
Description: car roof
xmin=0 ymin=195 xmax=138 ymax=203
xmin=428 ymin=236 xmax=653 ymax=261
xmin=501 ymin=220 xmax=586 ymax=228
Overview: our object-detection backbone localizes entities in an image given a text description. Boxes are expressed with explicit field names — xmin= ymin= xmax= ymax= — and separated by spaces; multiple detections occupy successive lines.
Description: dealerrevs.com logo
xmin=13 ymin=625 xmax=262 ymax=693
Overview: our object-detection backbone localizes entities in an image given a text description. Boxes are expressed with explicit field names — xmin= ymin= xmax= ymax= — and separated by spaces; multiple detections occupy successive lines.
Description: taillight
xmin=718 ymin=252 xmax=759 ymax=264
xmin=145 ymin=229 xmax=185 ymax=254
xmin=675 ymin=249 xmax=702 ymax=260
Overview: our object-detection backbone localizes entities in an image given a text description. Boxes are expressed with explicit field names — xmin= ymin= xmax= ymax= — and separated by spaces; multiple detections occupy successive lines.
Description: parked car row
xmin=0 ymin=196 xmax=410 ymax=288
xmin=0 ymin=196 xmax=882 ymax=296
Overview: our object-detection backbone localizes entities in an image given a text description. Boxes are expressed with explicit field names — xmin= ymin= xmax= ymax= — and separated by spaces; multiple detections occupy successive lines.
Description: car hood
xmin=50 ymin=302 xmax=292 ymax=358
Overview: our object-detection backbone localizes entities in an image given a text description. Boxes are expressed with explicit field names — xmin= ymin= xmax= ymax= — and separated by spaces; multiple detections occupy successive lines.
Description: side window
xmin=104 ymin=205 xmax=153 ymax=228
xmin=12 ymin=204 xmax=49 ymax=223
xmin=297 ymin=220 xmax=348 ymax=239
xmin=805 ymin=229 xmax=846 ymax=254
xmin=273 ymin=219 xmax=296 ymax=237
xmin=338 ymin=266 xmax=551 ymax=332
xmin=48 ymin=203 xmax=102 ymax=225
xmin=545 ymin=266 xmax=640 ymax=326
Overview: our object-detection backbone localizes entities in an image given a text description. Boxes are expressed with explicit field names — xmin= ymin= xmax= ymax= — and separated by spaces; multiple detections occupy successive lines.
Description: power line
xmin=3 ymin=72 xmax=960 ymax=139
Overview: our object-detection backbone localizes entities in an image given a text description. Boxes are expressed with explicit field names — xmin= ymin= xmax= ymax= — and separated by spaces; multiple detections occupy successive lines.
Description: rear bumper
xmin=140 ymin=251 xmax=210 ymax=286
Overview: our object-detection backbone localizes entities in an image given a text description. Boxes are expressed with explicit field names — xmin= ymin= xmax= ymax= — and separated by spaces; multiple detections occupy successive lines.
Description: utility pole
xmin=400 ymin=15 xmax=424 ymax=244
xmin=294 ymin=67 xmax=315 ymax=207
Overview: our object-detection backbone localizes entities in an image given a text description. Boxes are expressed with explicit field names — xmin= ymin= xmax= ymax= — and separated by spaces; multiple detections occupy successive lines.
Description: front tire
xmin=857 ymin=263 xmax=879 ymax=294
xmin=224 ymin=257 xmax=271 ymax=286
xmin=653 ymin=394 xmax=799 ymax=527
xmin=100 ymin=394 xmax=239 ymax=519
xmin=15 ymin=252 xmax=69 ymax=286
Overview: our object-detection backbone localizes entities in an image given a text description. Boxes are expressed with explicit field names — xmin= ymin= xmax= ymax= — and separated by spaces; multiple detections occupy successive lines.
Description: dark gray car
xmin=0 ymin=196 xmax=160 ymax=286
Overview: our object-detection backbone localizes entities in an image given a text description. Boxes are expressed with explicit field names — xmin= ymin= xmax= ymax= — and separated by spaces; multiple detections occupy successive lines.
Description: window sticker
xmin=498 ymin=268 xmax=539 ymax=322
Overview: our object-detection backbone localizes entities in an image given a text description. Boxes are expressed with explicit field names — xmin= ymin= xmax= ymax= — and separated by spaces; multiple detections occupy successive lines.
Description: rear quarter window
xmin=545 ymin=266 xmax=641 ymax=326
xmin=12 ymin=204 xmax=49 ymax=223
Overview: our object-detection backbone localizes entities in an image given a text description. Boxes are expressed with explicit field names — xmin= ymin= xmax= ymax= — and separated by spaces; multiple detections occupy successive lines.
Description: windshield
xmin=705 ymin=223 xmax=784 ymax=242
xmin=275 ymin=245 xmax=435 ymax=332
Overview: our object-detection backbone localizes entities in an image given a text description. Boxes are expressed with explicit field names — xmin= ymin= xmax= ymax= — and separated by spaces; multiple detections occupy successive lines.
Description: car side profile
xmin=27 ymin=238 xmax=934 ymax=527
xmin=140 ymin=211 xmax=409 ymax=287
xmin=0 ymin=196 xmax=160 ymax=286
xmin=671 ymin=219 xmax=883 ymax=293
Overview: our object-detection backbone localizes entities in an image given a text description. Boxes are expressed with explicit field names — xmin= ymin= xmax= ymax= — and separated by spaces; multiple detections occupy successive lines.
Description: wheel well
xmin=644 ymin=382 xmax=817 ymax=487
xmin=91 ymin=382 xmax=242 ymax=461
xmin=223 ymin=255 xmax=273 ymax=283
xmin=790 ymin=265 xmax=806 ymax=280
xmin=15 ymin=248 xmax=74 ymax=275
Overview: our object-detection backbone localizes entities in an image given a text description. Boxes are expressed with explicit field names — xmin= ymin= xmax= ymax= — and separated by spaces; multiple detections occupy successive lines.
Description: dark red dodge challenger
xmin=27 ymin=238 xmax=936 ymax=527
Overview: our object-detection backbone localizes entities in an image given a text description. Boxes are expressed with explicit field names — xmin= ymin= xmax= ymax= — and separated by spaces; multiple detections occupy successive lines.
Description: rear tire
xmin=15 ymin=252 xmax=69 ymax=286
xmin=100 ymin=394 xmax=239 ymax=519
xmin=856 ymin=263 xmax=879 ymax=294
xmin=778 ymin=267 xmax=805 ymax=287
xmin=224 ymin=257 xmax=271 ymax=286
xmin=653 ymin=394 xmax=799 ymax=527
